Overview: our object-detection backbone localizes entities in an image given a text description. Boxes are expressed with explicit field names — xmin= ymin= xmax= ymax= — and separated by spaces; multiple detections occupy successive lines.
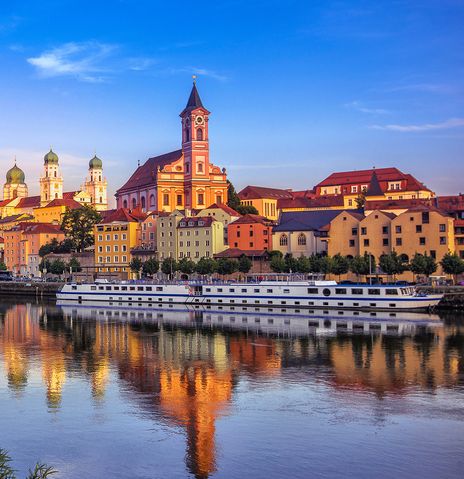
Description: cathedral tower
xmin=40 ymin=149 xmax=63 ymax=206
xmin=83 ymin=155 xmax=108 ymax=211
xmin=180 ymin=79 xmax=212 ymax=209
xmin=3 ymin=160 xmax=28 ymax=200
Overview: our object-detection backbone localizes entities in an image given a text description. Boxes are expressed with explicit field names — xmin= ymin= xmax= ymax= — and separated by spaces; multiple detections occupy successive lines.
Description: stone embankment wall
xmin=0 ymin=282 xmax=63 ymax=298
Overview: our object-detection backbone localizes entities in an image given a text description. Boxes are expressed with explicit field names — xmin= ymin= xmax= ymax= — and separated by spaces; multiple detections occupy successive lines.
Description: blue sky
xmin=0 ymin=0 xmax=463 ymax=206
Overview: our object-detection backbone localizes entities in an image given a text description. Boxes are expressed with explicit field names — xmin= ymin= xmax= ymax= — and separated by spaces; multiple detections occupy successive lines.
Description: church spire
xmin=181 ymin=78 xmax=205 ymax=115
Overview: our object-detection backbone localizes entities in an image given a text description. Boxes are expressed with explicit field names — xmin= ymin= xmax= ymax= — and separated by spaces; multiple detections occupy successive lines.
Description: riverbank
xmin=0 ymin=282 xmax=463 ymax=310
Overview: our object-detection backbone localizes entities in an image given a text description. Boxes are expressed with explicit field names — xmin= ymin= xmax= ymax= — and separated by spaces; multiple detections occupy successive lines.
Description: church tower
xmin=180 ymin=79 xmax=211 ymax=209
xmin=3 ymin=160 xmax=28 ymax=200
xmin=83 ymin=155 xmax=108 ymax=211
xmin=40 ymin=149 xmax=63 ymax=206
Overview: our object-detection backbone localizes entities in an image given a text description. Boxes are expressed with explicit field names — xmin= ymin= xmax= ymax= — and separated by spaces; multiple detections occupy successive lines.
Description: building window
xmin=352 ymin=228 xmax=358 ymax=236
xmin=351 ymin=185 xmax=358 ymax=193
xmin=297 ymin=233 xmax=306 ymax=246
xmin=382 ymin=226 xmax=388 ymax=235
xmin=439 ymin=224 xmax=446 ymax=232
xmin=177 ymin=194 xmax=182 ymax=206
xmin=163 ymin=194 xmax=169 ymax=206
xmin=361 ymin=227 xmax=367 ymax=235
xmin=196 ymin=128 xmax=203 ymax=140
xmin=279 ymin=234 xmax=288 ymax=246
xmin=198 ymin=193 xmax=204 ymax=205
xmin=185 ymin=128 xmax=190 ymax=142
xmin=419 ymin=237 xmax=426 ymax=245
xmin=395 ymin=225 xmax=402 ymax=233
xmin=416 ymin=225 xmax=422 ymax=233
xmin=383 ymin=238 xmax=389 ymax=246
xmin=141 ymin=196 xmax=146 ymax=210
xmin=349 ymin=239 xmax=355 ymax=247
xmin=430 ymin=250 xmax=436 ymax=259
xmin=364 ymin=239 xmax=369 ymax=247
xmin=422 ymin=212 xmax=429 ymax=224
xmin=150 ymin=194 xmax=155 ymax=206
xmin=197 ymin=163 xmax=203 ymax=173
xmin=396 ymin=238 xmax=402 ymax=246
xmin=123 ymin=200 xmax=128 ymax=208
xmin=440 ymin=236 xmax=446 ymax=245
xmin=216 ymin=195 xmax=222 ymax=204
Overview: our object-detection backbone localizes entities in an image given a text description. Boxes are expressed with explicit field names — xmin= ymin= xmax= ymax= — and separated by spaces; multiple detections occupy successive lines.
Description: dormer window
xmin=198 ymin=221 xmax=204 ymax=226
xmin=188 ymin=221 xmax=194 ymax=226
xmin=180 ymin=222 xmax=186 ymax=227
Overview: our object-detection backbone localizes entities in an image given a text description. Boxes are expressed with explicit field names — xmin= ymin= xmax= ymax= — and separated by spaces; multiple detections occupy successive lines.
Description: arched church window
xmin=141 ymin=196 xmax=146 ymax=210
xmin=280 ymin=234 xmax=288 ymax=246
xmin=55 ymin=193 xmax=58 ymax=199
xmin=196 ymin=128 xmax=203 ymax=141
xmin=132 ymin=198 xmax=137 ymax=209
xmin=123 ymin=200 xmax=128 ymax=208
xmin=99 ymin=196 xmax=103 ymax=204
xmin=54 ymin=171 xmax=57 ymax=178
xmin=186 ymin=163 xmax=189 ymax=173
xmin=197 ymin=163 xmax=203 ymax=173
xmin=150 ymin=194 xmax=155 ymax=206
xmin=297 ymin=233 xmax=306 ymax=246
xmin=185 ymin=128 xmax=190 ymax=142
xmin=99 ymin=175 xmax=101 ymax=181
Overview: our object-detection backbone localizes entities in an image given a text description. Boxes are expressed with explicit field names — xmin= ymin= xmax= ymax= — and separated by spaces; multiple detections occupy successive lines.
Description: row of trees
xmin=39 ymin=257 xmax=82 ymax=276
xmin=129 ymin=255 xmax=253 ymax=278
xmin=269 ymin=251 xmax=464 ymax=282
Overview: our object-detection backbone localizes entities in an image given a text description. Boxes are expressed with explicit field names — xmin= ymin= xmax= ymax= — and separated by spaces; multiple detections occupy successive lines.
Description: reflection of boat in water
xmin=57 ymin=300 xmax=442 ymax=338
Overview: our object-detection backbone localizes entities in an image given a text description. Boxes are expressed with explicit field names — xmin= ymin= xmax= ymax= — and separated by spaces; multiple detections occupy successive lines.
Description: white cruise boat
xmin=57 ymin=277 xmax=443 ymax=312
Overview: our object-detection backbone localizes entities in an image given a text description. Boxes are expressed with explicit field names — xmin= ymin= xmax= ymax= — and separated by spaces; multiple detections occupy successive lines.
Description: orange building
xmin=115 ymin=81 xmax=228 ymax=213
xmin=228 ymin=214 xmax=273 ymax=251
xmin=3 ymin=222 xmax=64 ymax=276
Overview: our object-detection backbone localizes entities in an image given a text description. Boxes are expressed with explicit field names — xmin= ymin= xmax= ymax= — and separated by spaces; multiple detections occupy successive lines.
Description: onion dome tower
xmin=3 ymin=160 xmax=28 ymax=200
xmin=40 ymin=148 xmax=63 ymax=206
xmin=83 ymin=154 xmax=108 ymax=211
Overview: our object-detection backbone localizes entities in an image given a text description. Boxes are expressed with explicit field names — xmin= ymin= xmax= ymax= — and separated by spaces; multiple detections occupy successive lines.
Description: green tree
xmin=270 ymin=255 xmax=286 ymax=273
xmin=161 ymin=257 xmax=178 ymax=277
xmin=379 ymin=251 xmax=407 ymax=279
xmin=355 ymin=187 xmax=367 ymax=209
xmin=216 ymin=258 xmax=239 ymax=276
xmin=238 ymin=254 xmax=252 ymax=274
xmin=284 ymin=253 xmax=298 ymax=273
xmin=60 ymin=206 xmax=101 ymax=252
xmin=195 ymin=257 xmax=217 ymax=275
xmin=67 ymin=257 xmax=82 ymax=273
xmin=39 ymin=238 xmax=60 ymax=257
xmin=441 ymin=252 xmax=464 ymax=284
xmin=296 ymin=255 xmax=311 ymax=273
xmin=350 ymin=254 xmax=371 ymax=280
xmin=178 ymin=257 xmax=196 ymax=275
xmin=49 ymin=259 xmax=66 ymax=276
xmin=319 ymin=256 xmax=333 ymax=275
xmin=142 ymin=258 xmax=159 ymax=277
xmin=423 ymin=254 xmax=438 ymax=277
xmin=226 ymin=180 xmax=241 ymax=210
xmin=130 ymin=257 xmax=143 ymax=277
xmin=308 ymin=254 xmax=322 ymax=273
xmin=0 ymin=262 xmax=7 ymax=271
xmin=39 ymin=258 xmax=51 ymax=274
xmin=331 ymin=254 xmax=350 ymax=279
xmin=236 ymin=204 xmax=259 ymax=215
xmin=56 ymin=238 xmax=74 ymax=254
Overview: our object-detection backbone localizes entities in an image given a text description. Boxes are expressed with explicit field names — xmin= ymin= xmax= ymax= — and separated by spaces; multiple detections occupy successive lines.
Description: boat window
xmin=156 ymin=287 xmax=163 ymax=291
xmin=308 ymin=288 xmax=318 ymax=294
xmin=121 ymin=286 xmax=127 ymax=291
xmin=323 ymin=288 xmax=331 ymax=297
xmin=368 ymin=289 xmax=381 ymax=295
xmin=137 ymin=286 xmax=144 ymax=291
xmin=146 ymin=287 xmax=152 ymax=292
xmin=335 ymin=288 xmax=347 ymax=294
xmin=254 ymin=288 xmax=260 ymax=293
xmin=283 ymin=289 xmax=290 ymax=293
xmin=99 ymin=286 xmax=104 ymax=290
xmin=91 ymin=286 xmax=96 ymax=291
xmin=267 ymin=289 xmax=273 ymax=293
xmin=72 ymin=286 xmax=77 ymax=290
xmin=130 ymin=287 xmax=135 ymax=291
xmin=106 ymin=286 xmax=112 ymax=291
xmin=241 ymin=288 xmax=247 ymax=293
xmin=386 ymin=289 xmax=398 ymax=295
xmin=114 ymin=286 xmax=120 ymax=291
xmin=229 ymin=288 xmax=235 ymax=292
xmin=205 ymin=288 xmax=211 ymax=292
xmin=351 ymin=288 xmax=363 ymax=295
xmin=218 ymin=288 xmax=223 ymax=292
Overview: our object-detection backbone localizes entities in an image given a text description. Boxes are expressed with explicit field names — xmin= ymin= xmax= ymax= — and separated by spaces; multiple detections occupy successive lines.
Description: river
xmin=1 ymin=300 xmax=463 ymax=478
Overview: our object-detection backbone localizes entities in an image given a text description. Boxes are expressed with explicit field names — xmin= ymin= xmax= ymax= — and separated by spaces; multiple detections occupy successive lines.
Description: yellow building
xmin=359 ymin=211 xmax=396 ymax=257
xmin=177 ymin=216 xmax=226 ymax=261
xmin=94 ymin=209 xmax=144 ymax=276
xmin=156 ymin=210 xmax=184 ymax=261
xmin=238 ymin=186 xmax=293 ymax=220
xmin=327 ymin=211 xmax=363 ymax=258
xmin=33 ymin=198 xmax=83 ymax=224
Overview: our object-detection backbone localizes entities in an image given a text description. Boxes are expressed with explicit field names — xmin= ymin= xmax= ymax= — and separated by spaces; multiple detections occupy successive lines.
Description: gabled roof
xmin=230 ymin=214 xmax=271 ymax=226
xmin=116 ymin=149 xmax=183 ymax=194
xmin=41 ymin=198 xmax=82 ymax=209
xmin=214 ymin=248 xmax=269 ymax=259
xmin=316 ymin=167 xmax=406 ymax=187
xmin=238 ymin=185 xmax=294 ymax=200
xmin=365 ymin=198 xmax=432 ymax=211
xmin=273 ymin=210 xmax=349 ymax=232
xmin=402 ymin=205 xmax=451 ymax=216
xmin=0 ymin=213 xmax=34 ymax=224
xmin=23 ymin=223 xmax=64 ymax=235
xmin=101 ymin=208 xmax=145 ymax=224
xmin=205 ymin=203 xmax=241 ymax=217
xmin=332 ymin=210 xmax=365 ymax=222
xmin=16 ymin=196 xmax=40 ymax=208
xmin=277 ymin=195 xmax=345 ymax=209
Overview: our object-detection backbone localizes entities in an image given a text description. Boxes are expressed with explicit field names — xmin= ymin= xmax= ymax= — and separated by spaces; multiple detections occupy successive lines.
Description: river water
xmin=0 ymin=300 xmax=463 ymax=478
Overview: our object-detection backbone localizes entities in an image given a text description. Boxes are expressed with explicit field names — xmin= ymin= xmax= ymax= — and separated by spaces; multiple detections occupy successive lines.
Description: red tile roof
xmin=16 ymin=196 xmax=41 ymax=208
xmin=278 ymin=195 xmax=345 ymax=209
xmin=454 ymin=219 xmax=464 ymax=227
xmin=214 ymin=248 xmax=269 ymax=259
xmin=205 ymin=203 xmax=241 ymax=216
xmin=42 ymin=198 xmax=82 ymax=209
xmin=23 ymin=223 xmax=64 ymax=235
xmin=437 ymin=194 xmax=464 ymax=213
xmin=365 ymin=198 xmax=433 ymax=210
xmin=101 ymin=208 xmax=145 ymax=224
xmin=230 ymin=214 xmax=271 ymax=225
xmin=116 ymin=149 xmax=183 ymax=194
xmin=238 ymin=185 xmax=294 ymax=200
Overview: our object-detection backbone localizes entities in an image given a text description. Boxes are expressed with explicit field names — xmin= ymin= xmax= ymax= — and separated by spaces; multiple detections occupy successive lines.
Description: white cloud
xmin=27 ymin=42 xmax=116 ymax=82
xmin=345 ymin=101 xmax=390 ymax=115
xmin=370 ymin=118 xmax=464 ymax=132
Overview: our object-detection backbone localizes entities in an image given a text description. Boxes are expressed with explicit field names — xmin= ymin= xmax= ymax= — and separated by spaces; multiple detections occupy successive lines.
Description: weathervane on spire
xmin=192 ymin=74 xmax=197 ymax=84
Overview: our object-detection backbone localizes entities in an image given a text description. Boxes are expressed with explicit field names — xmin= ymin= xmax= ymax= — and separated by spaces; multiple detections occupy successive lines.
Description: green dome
xmin=89 ymin=155 xmax=103 ymax=169
xmin=44 ymin=149 xmax=59 ymax=164
xmin=6 ymin=164 xmax=25 ymax=184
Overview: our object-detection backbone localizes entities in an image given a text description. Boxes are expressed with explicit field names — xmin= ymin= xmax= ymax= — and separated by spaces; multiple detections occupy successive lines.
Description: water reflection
xmin=1 ymin=301 xmax=463 ymax=478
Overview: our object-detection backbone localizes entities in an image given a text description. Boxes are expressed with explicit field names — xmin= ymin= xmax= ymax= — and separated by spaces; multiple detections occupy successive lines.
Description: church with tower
xmin=115 ymin=80 xmax=228 ymax=212
xmin=0 ymin=149 xmax=108 ymax=220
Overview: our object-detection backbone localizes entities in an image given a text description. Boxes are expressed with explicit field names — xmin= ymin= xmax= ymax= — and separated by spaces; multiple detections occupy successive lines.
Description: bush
xmin=195 ymin=257 xmax=217 ymax=275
